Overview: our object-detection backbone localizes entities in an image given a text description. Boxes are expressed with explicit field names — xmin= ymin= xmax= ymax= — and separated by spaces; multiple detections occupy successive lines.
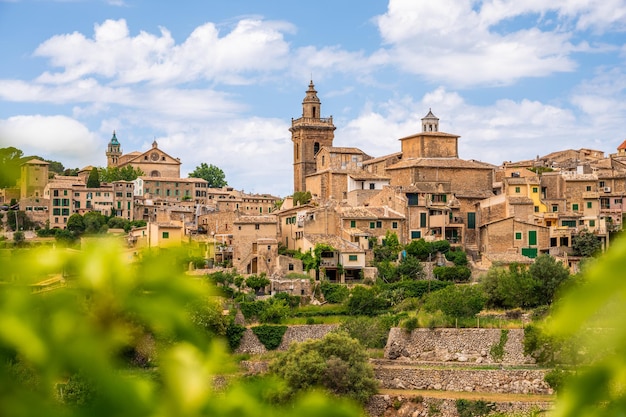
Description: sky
xmin=1 ymin=0 xmax=626 ymax=197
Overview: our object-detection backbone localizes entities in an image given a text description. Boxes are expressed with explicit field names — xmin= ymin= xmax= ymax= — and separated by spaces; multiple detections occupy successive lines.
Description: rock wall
xmin=385 ymin=328 xmax=533 ymax=364
xmin=367 ymin=395 xmax=553 ymax=417
xmin=235 ymin=324 xmax=339 ymax=354
xmin=376 ymin=367 xmax=552 ymax=394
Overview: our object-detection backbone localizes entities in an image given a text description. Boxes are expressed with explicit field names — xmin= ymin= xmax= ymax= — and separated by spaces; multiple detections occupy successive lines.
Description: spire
xmin=109 ymin=130 xmax=120 ymax=145
xmin=302 ymin=80 xmax=321 ymax=118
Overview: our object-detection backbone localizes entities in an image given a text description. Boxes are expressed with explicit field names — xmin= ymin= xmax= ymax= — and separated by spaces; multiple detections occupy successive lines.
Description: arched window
xmin=150 ymin=170 xmax=160 ymax=177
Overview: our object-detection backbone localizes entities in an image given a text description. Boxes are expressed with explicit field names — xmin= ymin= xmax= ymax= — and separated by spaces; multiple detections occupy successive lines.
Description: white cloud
xmin=372 ymin=0 xmax=626 ymax=86
xmin=0 ymin=115 xmax=101 ymax=167
xmin=33 ymin=18 xmax=295 ymax=86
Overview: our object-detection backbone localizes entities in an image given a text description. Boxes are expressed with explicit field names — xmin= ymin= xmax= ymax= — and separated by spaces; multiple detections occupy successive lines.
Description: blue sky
xmin=1 ymin=0 xmax=626 ymax=197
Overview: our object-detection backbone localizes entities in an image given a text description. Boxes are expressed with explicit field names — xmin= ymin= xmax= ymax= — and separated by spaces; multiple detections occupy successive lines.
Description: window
xmin=369 ymin=183 xmax=375 ymax=190
xmin=532 ymin=187 xmax=538 ymax=193
xmin=552 ymin=205 xmax=558 ymax=212
xmin=61 ymin=208 xmax=69 ymax=216
xmin=376 ymin=221 xmax=382 ymax=228
xmin=63 ymin=190 xmax=67 ymax=196
xmin=572 ymin=204 xmax=579 ymax=211
xmin=599 ymin=181 xmax=605 ymax=188
xmin=467 ymin=212 xmax=476 ymax=229
xmin=420 ymin=212 xmax=427 ymax=227
xmin=162 ymin=232 xmax=169 ymax=239
xmin=350 ymin=220 xmax=356 ymax=228
xmin=411 ymin=231 xmax=421 ymax=239
xmin=589 ymin=220 xmax=596 ymax=227
xmin=407 ymin=193 xmax=418 ymax=206
xmin=587 ymin=202 xmax=592 ymax=209
xmin=534 ymin=206 xmax=539 ymax=213
xmin=515 ymin=232 xmax=522 ymax=240
xmin=255 ymin=224 xmax=260 ymax=230
xmin=369 ymin=222 xmax=375 ymax=229
xmin=288 ymin=263 xmax=294 ymax=271
xmin=615 ymin=198 xmax=623 ymax=204
xmin=528 ymin=230 xmax=537 ymax=246
xmin=126 ymin=193 xmax=132 ymax=198
xmin=53 ymin=208 xmax=60 ymax=215
xmin=348 ymin=255 xmax=358 ymax=262
xmin=53 ymin=190 xmax=59 ymax=197
xmin=392 ymin=221 xmax=398 ymax=229
xmin=515 ymin=187 xmax=521 ymax=193
xmin=562 ymin=220 xmax=577 ymax=227
xmin=586 ymin=186 xmax=592 ymax=192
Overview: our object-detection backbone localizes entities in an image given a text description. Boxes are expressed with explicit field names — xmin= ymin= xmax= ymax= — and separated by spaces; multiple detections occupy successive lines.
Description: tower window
xmin=314 ymin=142 xmax=320 ymax=155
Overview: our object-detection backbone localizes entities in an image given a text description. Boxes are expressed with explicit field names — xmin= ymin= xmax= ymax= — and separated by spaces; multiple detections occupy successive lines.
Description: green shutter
xmin=528 ymin=230 xmax=537 ymax=246
xmin=420 ymin=213 xmax=427 ymax=227
xmin=467 ymin=212 xmax=476 ymax=229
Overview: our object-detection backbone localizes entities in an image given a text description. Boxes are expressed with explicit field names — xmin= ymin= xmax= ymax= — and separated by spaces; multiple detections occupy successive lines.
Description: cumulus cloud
xmin=0 ymin=115 xmax=101 ymax=167
xmin=373 ymin=0 xmax=626 ymax=87
xmin=34 ymin=18 xmax=294 ymax=86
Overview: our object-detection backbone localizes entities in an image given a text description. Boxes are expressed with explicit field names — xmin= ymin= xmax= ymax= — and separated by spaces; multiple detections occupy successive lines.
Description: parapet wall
xmin=385 ymin=328 xmax=534 ymax=364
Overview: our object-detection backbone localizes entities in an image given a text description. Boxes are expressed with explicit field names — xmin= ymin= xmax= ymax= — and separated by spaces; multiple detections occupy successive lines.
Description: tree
xmin=373 ymin=231 xmax=402 ymax=262
xmin=245 ymin=274 xmax=270 ymax=294
xmin=188 ymin=163 xmax=227 ymax=188
xmin=12 ymin=231 xmax=25 ymax=246
xmin=270 ymin=331 xmax=378 ymax=404
xmin=423 ymin=284 xmax=486 ymax=318
xmin=528 ymin=254 xmax=571 ymax=305
xmin=572 ymin=230 xmax=602 ymax=258
xmin=66 ymin=213 xmax=85 ymax=234
xmin=346 ymin=286 xmax=389 ymax=316
xmin=0 ymin=147 xmax=24 ymax=188
xmin=7 ymin=210 xmax=35 ymax=232
xmin=87 ymin=167 xmax=100 ymax=188
xmin=292 ymin=191 xmax=312 ymax=206
xmin=396 ymin=255 xmax=424 ymax=280
xmin=83 ymin=211 xmax=107 ymax=234
xmin=99 ymin=166 xmax=144 ymax=182
xmin=481 ymin=263 xmax=538 ymax=309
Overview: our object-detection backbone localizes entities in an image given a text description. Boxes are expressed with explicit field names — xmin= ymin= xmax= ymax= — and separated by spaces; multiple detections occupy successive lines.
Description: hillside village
xmin=2 ymin=81 xmax=625 ymax=416
xmin=3 ymin=81 xmax=623 ymax=284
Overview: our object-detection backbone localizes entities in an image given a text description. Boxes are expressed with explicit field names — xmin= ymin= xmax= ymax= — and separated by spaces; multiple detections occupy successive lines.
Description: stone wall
xmin=235 ymin=324 xmax=338 ymax=354
xmin=367 ymin=395 xmax=552 ymax=417
xmin=376 ymin=366 xmax=552 ymax=394
xmin=385 ymin=328 xmax=533 ymax=365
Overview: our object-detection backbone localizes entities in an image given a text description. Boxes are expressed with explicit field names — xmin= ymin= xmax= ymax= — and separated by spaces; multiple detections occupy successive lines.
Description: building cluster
xmin=4 ymin=81 xmax=626 ymax=284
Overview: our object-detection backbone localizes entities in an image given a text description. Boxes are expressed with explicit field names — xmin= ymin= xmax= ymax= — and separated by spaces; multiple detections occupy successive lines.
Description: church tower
xmin=106 ymin=131 xmax=122 ymax=168
xmin=290 ymin=81 xmax=336 ymax=193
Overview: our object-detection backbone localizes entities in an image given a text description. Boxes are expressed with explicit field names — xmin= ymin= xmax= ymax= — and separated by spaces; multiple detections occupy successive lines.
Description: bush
xmin=270 ymin=331 xmax=378 ymax=404
xmin=252 ymin=325 xmax=288 ymax=350
xmin=423 ymin=285 xmax=486 ymax=318
xmin=320 ymin=282 xmax=349 ymax=303
xmin=401 ymin=317 xmax=419 ymax=333
xmin=226 ymin=323 xmax=246 ymax=351
xmin=433 ymin=265 xmax=471 ymax=282
xmin=339 ymin=316 xmax=392 ymax=348
xmin=455 ymin=399 xmax=495 ymax=417
xmin=346 ymin=286 xmax=390 ymax=316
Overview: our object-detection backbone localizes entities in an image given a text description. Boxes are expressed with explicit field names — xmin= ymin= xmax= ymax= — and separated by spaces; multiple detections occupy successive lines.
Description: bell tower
xmin=106 ymin=131 xmax=122 ymax=168
xmin=290 ymin=80 xmax=336 ymax=193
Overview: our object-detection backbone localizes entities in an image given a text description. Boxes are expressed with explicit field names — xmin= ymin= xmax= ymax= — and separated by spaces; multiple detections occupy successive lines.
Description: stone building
xmin=290 ymin=81 xmax=336 ymax=193
xmin=106 ymin=132 xmax=181 ymax=178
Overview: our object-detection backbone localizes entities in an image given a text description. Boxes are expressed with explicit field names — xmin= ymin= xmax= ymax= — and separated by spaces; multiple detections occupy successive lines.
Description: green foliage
xmin=489 ymin=329 xmax=509 ymax=362
xmin=544 ymin=367 xmax=570 ymax=395
xmin=423 ymin=284 xmax=486 ymax=318
xmin=401 ymin=317 xmax=419 ymax=333
xmin=225 ymin=323 xmax=246 ymax=351
xmin=339 ymin=316 xmax=392 ymax=348
xmin=67 ymin=213 xmax=86 ymax=233
xmin=383 ymin=279 xmax=452 ymax=299
xmin=252 ymin=325 xmax=288 ymax=350
xmin=107 ymin=216 xmax=130 ymax=231
xmin=0 ymin=146 xmax=24 ymax=187
xmin=98 ymin=165 xmax=144 ymax=182
xmin=396 ymin=255 xmax=424 ymax=280
xmin=346 ymin=286 xmax=390 ymax=316
xmin=273 ymin=292 xmax=301 ymax=308
xmin=528 ymin=254 xmax=571 ymax=305
xmin=405 ymin=238 xmax=450 ymax=261
xmin=86 ymin=167 xmax=100 ymax=188
xmin=13 ymin=231 xmax=25 ymax=245
xmin=245 ymin=273 xmax=270 ymax=293
xmin=373 ymin=231 xmax=402 ymax=262
xmin=271 ymin=331 xmax=378 ymax=404
xmin=293 ymin=249 xmax=316 ymax=272
xmin=260 ymin=299 xmax=290 ymax=324
xmin=7 ymin=210 xmax=36 ymax=231
xmin=292 ymin=191 xmax=312 ymax=206
xmin=0 ymin=239 xmax=363 ymax=417
xmin=433 ymin=265 xmax=472 ymax=282
xmin=188 ymin=163 xmax=228 ymax=188
xmin=455 ymin=399 xmax=495 ymax=417
xmin=83 ymin=211 xmax=108 ymax=234
xmin=481 ymin=263 xmax=537 ymax=309
xmin=445 ymin=249 xmax=468 ymax=266
xmin=320 ymin=282 xmax=349 ymax=303
xmin=572 ymin=230 xmax=602 ymax=258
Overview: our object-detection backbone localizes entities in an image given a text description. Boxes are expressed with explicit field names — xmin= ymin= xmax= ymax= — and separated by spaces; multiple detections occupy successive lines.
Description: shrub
xmin=401 ymin=317 xmax=419 ymax=333
xmin=489 ymin=329 xmax=509 ymax=362
xmin=346 ymin=286 xmax=390 ymax=316
xmin=270 ymin=331 xmax=378 ymax=404
xmin=320 ymin=282 xmax=349 ymax=303
xmin=226 ymin=323 xmax=246 ymax=351
xmin=423 ymin=285 xmax=486 ymax=318
xmin=433 ymin=265 xmax=471 ymax=282
xmin=455 ymin=399 xmax=495 ymax=417
xmin=252 ymin=325 xmax=288 ymax=350
xmin=339 ymin=316 xmax=392 ymax=349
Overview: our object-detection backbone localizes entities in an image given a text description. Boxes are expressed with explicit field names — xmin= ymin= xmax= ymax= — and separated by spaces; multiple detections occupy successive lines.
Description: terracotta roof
xmin=304 ymin=233 xmax=363 ymax=252
xmin=618 ymin=139 xmax=626 ymax=150
xmin=22 ymin=158 xmax=49 ymax=165
xmin=386 ymin=157 xmax=495 ymax=170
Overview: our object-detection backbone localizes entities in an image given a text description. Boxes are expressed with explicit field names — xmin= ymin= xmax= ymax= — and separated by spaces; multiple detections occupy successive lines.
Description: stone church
xmin=106 ymin=131 xmax=181 ymax=178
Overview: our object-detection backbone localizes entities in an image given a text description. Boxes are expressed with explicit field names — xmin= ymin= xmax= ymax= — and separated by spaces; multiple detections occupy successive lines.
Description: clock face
xmin=151 ymin=152 xmax=159 ymax=161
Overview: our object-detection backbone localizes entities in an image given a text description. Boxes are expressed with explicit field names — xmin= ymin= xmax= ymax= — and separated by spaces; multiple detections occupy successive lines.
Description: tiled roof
xmin=322 ymin=146 xmax=367 ymax=154
xmin=304 ymin=233 xmax=363 ymax=252
xmin=387 ymin=157 xmax=496 ymax=170
xmin=362 ymin=152 xmax=402 ymax=165
xmin=618 ymin=139 xmax=626 ymax=150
